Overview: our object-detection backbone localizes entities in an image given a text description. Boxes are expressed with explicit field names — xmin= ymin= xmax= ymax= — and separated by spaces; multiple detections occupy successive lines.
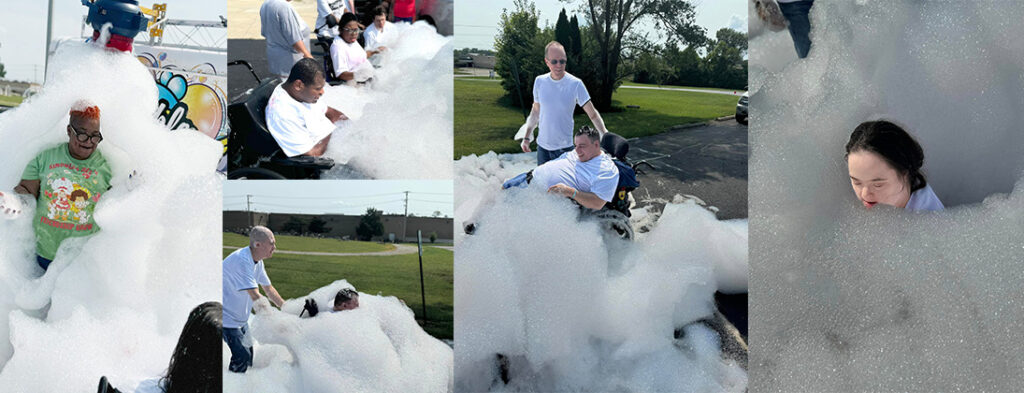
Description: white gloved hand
xmin=353 ymin=61 xmax=375 ymax=82
xmin=0 ymin=190 xmax=25 ymax=219
xmin=253 ymin=296 xmax=272 ymax=314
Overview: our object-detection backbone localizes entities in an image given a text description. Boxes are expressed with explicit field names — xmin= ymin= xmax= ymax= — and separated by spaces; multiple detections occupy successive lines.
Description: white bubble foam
xmin=749 ymin=1 xmax=1024 ymax=390
xmin=320 ymin=22 xmax=453 ymax=180
xmin=223 ymin=280 xmax=454 ymax=393
xmin=0 ymin=41 xmax=222 ymax=391
xmin=454 ymin=153 xmax=748 ymax=392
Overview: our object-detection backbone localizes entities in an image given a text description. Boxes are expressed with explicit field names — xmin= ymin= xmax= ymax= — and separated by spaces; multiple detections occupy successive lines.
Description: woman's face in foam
xmin=847 ymin=150 xmax=912 ymax=209
xmin=342 ymin=21 xmax=360 ymax=43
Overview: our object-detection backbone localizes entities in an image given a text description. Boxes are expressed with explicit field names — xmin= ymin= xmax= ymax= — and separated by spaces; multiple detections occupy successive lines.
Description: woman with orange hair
xmin=0 ymin=100 xmax=112 ymax=270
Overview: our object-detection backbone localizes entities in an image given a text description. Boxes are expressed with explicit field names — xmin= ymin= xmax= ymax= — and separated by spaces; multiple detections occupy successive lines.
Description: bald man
xmin=0 ymin=101 xmax=112 ymax=270
xmin=222 ymin=226 xmax=286 ymax=373
xmin=516 ymin=40 xmax=609 ymax=165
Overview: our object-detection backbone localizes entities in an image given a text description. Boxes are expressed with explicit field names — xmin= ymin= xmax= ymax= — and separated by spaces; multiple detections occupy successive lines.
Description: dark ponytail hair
xmin=845 ymin=120 xmax=927 ymax=192
xmin=162 ymin=302 xmax=222 ymax=393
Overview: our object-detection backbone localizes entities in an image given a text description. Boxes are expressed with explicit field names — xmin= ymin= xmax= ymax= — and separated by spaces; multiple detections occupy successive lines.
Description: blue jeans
xmin=223 ymin=325 xmax=253 ymax=373
xmin=537 ymin=146 xmax=573 ymax=165
xmin=395 ymin=16 xmax=413 ymax=23
xmin=36 ymin=255 xmax=52 ymax=270
xmin=779 ymin=0 xmax=813 ymax=59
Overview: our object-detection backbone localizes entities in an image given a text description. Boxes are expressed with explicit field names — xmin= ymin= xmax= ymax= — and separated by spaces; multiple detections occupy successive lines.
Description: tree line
xmin=492 ymin=0 xmax=746 ymax=112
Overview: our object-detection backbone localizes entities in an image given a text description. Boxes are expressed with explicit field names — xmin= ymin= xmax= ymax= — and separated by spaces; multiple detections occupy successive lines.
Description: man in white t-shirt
xmin=315 ymin=0 xmax=352 ymax=38
xmin=363 ymin=5 xmax=393 ymax=51
xmin=531 ymin=126 xmax=619 ymax=210
xmin=222 ymin=226 xmax=286 ymax=373
xmin=265 ymin=58 xmax=348 ymax=157
xmin=517 ymin=41 xmax=610 ymax=165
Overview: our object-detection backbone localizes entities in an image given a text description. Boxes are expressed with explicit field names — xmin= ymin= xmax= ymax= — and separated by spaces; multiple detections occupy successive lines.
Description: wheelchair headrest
xmin=238 ymin=78 xmax=284 ymax=157
xmin=601 ymin=132 xmax=629 ymax=162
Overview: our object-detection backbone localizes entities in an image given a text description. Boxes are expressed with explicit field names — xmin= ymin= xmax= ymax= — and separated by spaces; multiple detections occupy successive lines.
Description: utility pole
xmin=402 ymin=191 xmax=409 ymax=243
xmin=44 ymin=0 xmax=53 ymax=82
xmin=247 ymin=194 xmax=253 ymax=227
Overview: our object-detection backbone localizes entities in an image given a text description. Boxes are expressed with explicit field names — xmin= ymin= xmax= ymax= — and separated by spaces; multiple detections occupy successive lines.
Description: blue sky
xmin=223 ymin=180 xmax=455 ymax=217
xmin=454 ymin=0 xmax=748 ymax=50
xmin=0 ymin=0 xmax=225 ymax=83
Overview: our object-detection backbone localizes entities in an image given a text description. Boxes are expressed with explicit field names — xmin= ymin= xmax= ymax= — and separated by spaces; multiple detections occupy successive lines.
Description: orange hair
xmin=69 ymin=101 xmax=101 ymax=120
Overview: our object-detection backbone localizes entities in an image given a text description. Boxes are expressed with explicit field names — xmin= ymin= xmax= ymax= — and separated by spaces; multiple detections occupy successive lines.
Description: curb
xmin=715 ymin=115 xmax=737 ymax=121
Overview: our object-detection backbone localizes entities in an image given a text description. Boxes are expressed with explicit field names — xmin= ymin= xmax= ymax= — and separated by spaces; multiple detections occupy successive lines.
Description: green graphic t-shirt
xmin=21 ymin=143 xmax=112 ymax=260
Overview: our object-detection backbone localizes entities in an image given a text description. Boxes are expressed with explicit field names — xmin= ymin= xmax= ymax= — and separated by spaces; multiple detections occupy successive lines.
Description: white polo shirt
xmin=222 ymin=247 xmax=272 ymax=329
xmin=532 ymin=150 xmax=620 ymax=202
xmin=533 ymin=72 xmax=592 ymax=151
xmin=329 ymin=38 xmax=368 ymax=78
xmin=265 ymin=84 xmax=336 ymax=157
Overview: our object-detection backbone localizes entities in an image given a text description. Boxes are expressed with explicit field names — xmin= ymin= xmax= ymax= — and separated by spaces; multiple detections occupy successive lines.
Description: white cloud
xmin=728 ymin=14 xmax=748 ymax=32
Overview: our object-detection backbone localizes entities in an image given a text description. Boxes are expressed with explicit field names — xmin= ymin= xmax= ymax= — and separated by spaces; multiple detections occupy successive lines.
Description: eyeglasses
xmin=69 ymin=123 xmax=103 ymax=144
xmin=548 ymin=59 xmax=567 ymax=65
xmin=343 ymin=27 xmax=362 ymax=34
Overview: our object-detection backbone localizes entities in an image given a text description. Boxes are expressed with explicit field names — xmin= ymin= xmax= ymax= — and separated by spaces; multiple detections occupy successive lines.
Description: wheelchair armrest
xmin=270 ymin=155 xmax=336 ymax=170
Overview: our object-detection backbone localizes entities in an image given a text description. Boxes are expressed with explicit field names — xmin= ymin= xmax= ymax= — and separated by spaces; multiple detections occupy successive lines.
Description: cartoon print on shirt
xmin=46 ymin=177 xmax=74 ymax=221
xmin=43 ymin=170 xmax=102 ymax=227
xmin=69 ymin=188 xmax=91 ymax=224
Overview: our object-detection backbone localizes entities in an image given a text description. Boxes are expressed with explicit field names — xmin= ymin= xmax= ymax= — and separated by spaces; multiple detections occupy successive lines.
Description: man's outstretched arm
xmin=519 ymin=102 xmax=541 ymax=153
xmin=547 ymin=183 xmax=607 ymax=210
xmin=581 ymin=101 xmax=608 ymax=137
xmin=303 ymin=134 xmax=332 ymax=157
xmin=262 ymin=284 xmax=286 ymax=308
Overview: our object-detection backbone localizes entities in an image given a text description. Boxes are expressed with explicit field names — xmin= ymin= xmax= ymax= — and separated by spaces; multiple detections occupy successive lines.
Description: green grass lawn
xmin=0 ymin=95 xmax=23 ymax=107
xmin=455 ymin=78 xmax=739 ymax=157
xmin=620 ymin=81 xmax=741 ymax=93
xmin=223 ymin=239 xmax=453 ymax=339
xmin=223 ymin=232 xmax=395 ymax=253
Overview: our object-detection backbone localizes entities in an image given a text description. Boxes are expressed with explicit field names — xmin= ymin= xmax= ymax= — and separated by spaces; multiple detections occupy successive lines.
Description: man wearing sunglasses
xmin=0 ymin=101 xmax=112 ymax=270
xmin=517 ymin=41 xmax=609 ymax=165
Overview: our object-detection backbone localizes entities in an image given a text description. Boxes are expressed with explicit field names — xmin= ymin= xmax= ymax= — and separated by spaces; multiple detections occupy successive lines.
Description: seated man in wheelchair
xmin=266 ymin=58 xmax=348 ymax=157
xmin=525 ymin=125 xmax=620 ymax=210
xmin=466 ymin=126 xmax=641 ymax=239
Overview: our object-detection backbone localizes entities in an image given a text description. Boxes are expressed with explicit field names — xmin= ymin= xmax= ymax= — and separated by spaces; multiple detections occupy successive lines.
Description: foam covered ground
xmin=223 ymin=280 xmax=454 ymax=393
xmin=0 ymin=42 xmax=222 ymax=391
xmin=454 ymin=152 xmax=748 ymax=392
xmin=319 ymin=22 xmax=453 ymax=179
xmin=748 ymin=1 xmax=1024 ymax=391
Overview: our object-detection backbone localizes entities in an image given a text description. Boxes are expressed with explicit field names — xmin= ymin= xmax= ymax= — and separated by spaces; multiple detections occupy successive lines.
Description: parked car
xmin=736 ymin=91 xmax=748 ymax=125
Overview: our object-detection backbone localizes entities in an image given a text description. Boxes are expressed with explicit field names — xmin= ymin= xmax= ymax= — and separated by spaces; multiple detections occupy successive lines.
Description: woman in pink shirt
xmin=329 ymin=13 xmax=384 ymax=81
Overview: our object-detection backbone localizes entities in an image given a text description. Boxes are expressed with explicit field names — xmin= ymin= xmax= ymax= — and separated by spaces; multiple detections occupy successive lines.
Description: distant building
xmin=223 ymin=210 xmax=455 ymax=243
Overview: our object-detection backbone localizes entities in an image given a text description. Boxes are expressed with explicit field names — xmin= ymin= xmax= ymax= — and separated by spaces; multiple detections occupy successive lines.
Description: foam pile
xmin=223 ymin=280 xmax=454 ymax=393
xmin=748 ymin=1 xmax=1024 ymax=390
xmin=320 ymin=22 xmax=453 ymax=179
xmin=453 ymin=153 xmax=748 ymax=392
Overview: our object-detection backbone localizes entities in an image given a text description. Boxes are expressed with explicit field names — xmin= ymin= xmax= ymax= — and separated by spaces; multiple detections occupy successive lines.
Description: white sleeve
xmin=256 ymin=262 xmax=272 ymax=287
xmin=591 ymin=163 xmax=620 ymax=202
xmin=330 ymin=41 xmax=345 ymax=77
xmin=225 ymin=259 xmax=258 ymax=292
xmin=267 ymin=106 xmax=317 ymax=157
xmin=575 ymin=79 xmax=591 ymax=107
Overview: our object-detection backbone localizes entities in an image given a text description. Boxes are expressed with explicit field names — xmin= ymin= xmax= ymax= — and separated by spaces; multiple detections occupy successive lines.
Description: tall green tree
xmin=571 ymin=0 xmax=706 ymax=110
xmin=0 ymin=62 xmax=6 ymax=79
xmin=714 ymin=27 xmax=748 ymax=55
xmin=494 ymin=0 xmax=549 ymax=110
xmin=356 ymin=208 xmax=385 ymax=241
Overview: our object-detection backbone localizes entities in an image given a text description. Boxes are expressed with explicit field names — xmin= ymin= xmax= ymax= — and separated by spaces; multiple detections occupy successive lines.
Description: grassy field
xmin=454 ymin=78 xmax=740 ymax=157
xmin=0 ymin=95 xmax=23 ymax=107
xmin=223 ymin=233 xmax=453 ymax=339
xmin=223 ymin=232 xmax=395 ymax=253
